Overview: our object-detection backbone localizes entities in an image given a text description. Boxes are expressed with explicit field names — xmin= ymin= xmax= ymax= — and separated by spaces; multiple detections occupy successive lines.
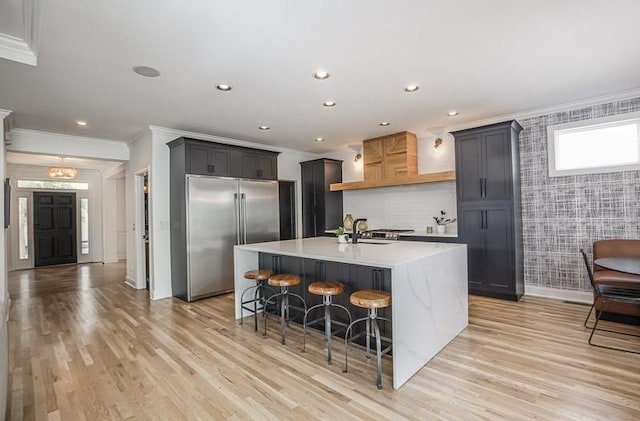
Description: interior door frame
xmin=134 ymin=168 xmax=150 ymax=291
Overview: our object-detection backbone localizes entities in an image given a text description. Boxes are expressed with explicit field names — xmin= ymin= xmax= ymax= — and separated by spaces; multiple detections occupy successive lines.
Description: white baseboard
xmin=525 ymin=285 xmax=593 ymax=304
xmin=103 ymin=257 xmax=119 ymax=264
xmin=125 ymin=277 xmax=140 ymax=289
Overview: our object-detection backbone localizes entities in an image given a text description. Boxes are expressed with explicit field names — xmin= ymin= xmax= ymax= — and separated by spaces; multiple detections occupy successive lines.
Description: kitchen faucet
xmin=351 ymin=218 xmax=368 ymax=244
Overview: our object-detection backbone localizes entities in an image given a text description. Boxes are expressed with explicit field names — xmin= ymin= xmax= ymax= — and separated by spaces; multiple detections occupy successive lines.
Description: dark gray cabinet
xmin=170 ymin=137 xmax=279 ymax=180
xmin=242 ymin=152 xmax=277 ymax=180
xmin=300 ymin=159 xmax=343 ymax=237
xmin=452 ymin=121 xmax=524 ymax=301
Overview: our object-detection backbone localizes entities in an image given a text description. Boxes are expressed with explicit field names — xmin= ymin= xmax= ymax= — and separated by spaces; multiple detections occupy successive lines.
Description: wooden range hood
xmin=329 ymin=131 xmax=456 ymax=192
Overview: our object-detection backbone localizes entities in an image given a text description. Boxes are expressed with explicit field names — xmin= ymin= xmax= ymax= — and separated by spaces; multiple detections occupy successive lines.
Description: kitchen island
xmin=234 ymin=237 xmax=468 ymax=389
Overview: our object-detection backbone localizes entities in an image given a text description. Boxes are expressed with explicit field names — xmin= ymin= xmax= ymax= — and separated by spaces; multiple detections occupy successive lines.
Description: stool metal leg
xmin=372 ymin=315 xmax=383 ymax=390
xmin=365 ymin=317 xmax=371 ymax=358
xmin=324 ymin=296 xmax=332 ymax=364
xmin=302 ymin=302 xmax=326 ymax=352
xmin=343 ymin=316 xmax=369 ymax=374
xmin=281 ymin=288 xmax=288 ymax=345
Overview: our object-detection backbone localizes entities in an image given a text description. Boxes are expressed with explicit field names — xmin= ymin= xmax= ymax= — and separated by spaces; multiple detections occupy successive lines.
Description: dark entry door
xmin=34 ymin=192 xmax=77 ymax=267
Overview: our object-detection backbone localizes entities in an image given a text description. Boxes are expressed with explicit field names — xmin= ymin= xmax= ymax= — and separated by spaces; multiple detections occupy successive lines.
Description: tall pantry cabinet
xmin=300 ymin=159 xmax=343 ymax=238
xmin=452 ymin=120 xmax=524 ymax=301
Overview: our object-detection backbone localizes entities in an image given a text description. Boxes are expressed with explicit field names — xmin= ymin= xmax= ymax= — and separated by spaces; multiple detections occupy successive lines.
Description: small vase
xmin=343 ymin=213 xmax=354 ymax=231
xmin=436 ymin=225 xmax=446 ymax=234
xmin=337 ymin=234 xmax=349 ymax=243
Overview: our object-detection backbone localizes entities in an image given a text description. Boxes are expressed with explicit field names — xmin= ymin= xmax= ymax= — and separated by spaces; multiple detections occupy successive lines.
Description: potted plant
xmin=336 ymin=226 xmax=349 ymax=243
xmin=433 ymin=210 xmax=456 ymax=234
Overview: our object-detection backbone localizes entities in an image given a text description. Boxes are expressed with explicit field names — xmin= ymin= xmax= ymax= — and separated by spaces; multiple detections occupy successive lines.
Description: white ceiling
xmin=0 ymin=0 xmax=639 ymax=152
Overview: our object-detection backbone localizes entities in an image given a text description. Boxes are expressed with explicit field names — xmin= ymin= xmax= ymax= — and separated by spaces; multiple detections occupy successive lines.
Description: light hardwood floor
xmin=6 ymin=263 xmax=640 ymax=420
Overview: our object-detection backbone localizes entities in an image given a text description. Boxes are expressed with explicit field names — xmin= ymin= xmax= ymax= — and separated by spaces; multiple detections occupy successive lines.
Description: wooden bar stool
xmin=302 ymin=282 xmax=352 ymax=365
xmin=263 ymin=274 xmax=307 ymax=345
xmin=240 ymin=269 xmax=276 ymax=331
xmin=343 ymin=289 xmax=392 ymax=389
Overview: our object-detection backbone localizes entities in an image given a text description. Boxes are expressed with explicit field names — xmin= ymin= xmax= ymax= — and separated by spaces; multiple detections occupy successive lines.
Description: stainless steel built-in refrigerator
xmin=175 ymin=175 xmax=279 ymax=302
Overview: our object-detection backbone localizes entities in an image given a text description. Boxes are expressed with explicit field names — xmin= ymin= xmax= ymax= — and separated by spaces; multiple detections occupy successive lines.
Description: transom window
xmin=547 ymin=112 xmax=640 ymax=177
xmin=17 ymin=180 xmax=89 ymax=190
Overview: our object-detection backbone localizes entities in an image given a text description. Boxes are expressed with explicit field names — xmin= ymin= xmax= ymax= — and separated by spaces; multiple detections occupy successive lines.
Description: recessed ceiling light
xmin=404 ymin=84 xmax=419 ymax=93
xmin=258 ymin=125 xmax=270 ymax=130
xmin=315 ymin=137 xmax=325 ymax=142
xmin=447 ymin=111 xmax=459 ymax=116
xmin=379 ymin=122 xmax=390 ymax=126
xmin=216 ymin=84 xmax=232 ymax=91
xmin=313 ymin=71 xmax=330 ymax=80
xmin=75 ymin=120 xmax=88 ymax=127
xmin=323 ymin=101 xmax=336 ymax=107
xmin=132 ymin=66 xmax=160 ymax=78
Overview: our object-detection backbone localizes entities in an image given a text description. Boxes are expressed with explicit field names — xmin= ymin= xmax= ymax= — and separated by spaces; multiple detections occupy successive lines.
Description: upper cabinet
xmin=187 ymin=142 xmax=236 ymax=176
xmin=169 ymin=137 xmax=279 ymax=180
xmin=454 ymin=124 xmax=520 ymax=203
xmin=363 ymin=131 xmax=417 ymax=180
xmin=241 ymin=151 xmax=277 ymax=180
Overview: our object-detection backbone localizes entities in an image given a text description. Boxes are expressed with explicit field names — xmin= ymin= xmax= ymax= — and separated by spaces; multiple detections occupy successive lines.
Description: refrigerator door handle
xmin=233 ymin=193 xmax=241 ymax=245
xmin=241 ymin=193 xmax=248 ymax=244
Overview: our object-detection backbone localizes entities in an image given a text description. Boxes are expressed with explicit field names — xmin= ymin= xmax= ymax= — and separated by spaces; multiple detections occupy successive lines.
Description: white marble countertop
xmin=235 ymin=237 xmax=464 ymax=268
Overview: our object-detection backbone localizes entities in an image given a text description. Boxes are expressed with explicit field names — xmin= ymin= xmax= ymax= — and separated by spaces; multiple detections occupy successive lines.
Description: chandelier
xmin=48 ymin=157 xmax=78 ymax=180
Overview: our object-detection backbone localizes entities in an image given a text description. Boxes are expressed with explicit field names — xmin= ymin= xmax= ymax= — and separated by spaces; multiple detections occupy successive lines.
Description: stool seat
xmin=350 ymin=290 xmax=391 ymax=309
xmin=268 ymin=273 xmax=301 ymax=287
xmin=308 ymin=281 xmax=345 ymax=296
xmin=244 ymin=269 xmax=274 ymax=281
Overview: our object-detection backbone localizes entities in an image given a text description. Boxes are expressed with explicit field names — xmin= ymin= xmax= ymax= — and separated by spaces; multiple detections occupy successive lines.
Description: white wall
xmin=115 ymin=177 xmax=126 ymax=260
xmin=125 ymin=129 xmax=151 ymax=289
xmin=102 ymin=177 xmax=118 ymax=263
xmin=6 ymin=164 xmax=105 ymax=269
xmin=327 ymin=133 xmax=458 ymax=233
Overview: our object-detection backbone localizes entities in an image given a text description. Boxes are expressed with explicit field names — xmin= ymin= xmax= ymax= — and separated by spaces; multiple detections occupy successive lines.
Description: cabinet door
xmin=363 ymin=138 xmax=384 ymax=180
xmin=242 ymin=154 xmax=261 ymax=179
xmin=455 ymin=134 xmax=483 ymax=202
xmin=257 ymin=156 xmax=276 ymax=180
xmin=209 ymin=148 xmax=233 ymax=176
xmin=458 ymin=206 xmax=485 ymax=290
xmin=301 ymin=164 xmax=316 ymax=237
xmin=483 ymin=129 xmax=512 ymax=201
xmin=187 ymin=144 xmax=213 ymax=175
xmin=312 ymin=163 xmax=326 ymax=233
xmin=484 ymin=205 xmax=514 ymax=292
xmin=384 ymin=135 xmax=409 ymax=178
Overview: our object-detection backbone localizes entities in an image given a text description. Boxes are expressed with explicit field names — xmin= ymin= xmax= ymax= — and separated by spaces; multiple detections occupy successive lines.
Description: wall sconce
xmin=434 ymin=138 xmax=443 ymax=150
xmin=354 ymin=153 xmax=362 ymax=162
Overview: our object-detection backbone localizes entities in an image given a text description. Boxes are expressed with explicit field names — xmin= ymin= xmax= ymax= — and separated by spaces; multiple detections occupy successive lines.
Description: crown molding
xmin=0 ymin=33 xmax=36 ymax=66
xmin=10 ymin=128 xmax=125 ymax=146
xmin=148 ymin=125 xmax=323 ymax=157
xmin=0 ymin=0 xmax=41 ymax=66
xmin=0 ymin=109 xmax=13 ymax=119
xmin=445 ymin=87 xmax=640 ymax=133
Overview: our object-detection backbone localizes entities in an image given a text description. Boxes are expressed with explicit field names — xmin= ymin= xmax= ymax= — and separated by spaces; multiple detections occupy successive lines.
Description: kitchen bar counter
xmin=234 ymin=237 xmax=468 ymax=389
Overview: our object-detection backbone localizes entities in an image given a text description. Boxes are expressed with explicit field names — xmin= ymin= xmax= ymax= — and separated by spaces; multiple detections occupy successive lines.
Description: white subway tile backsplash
xmin=342 ymin=181 xmax=458 ymax=234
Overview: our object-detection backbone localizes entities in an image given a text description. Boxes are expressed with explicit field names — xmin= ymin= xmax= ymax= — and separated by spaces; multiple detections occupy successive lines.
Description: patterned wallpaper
xmin=519 ymin=97 xmax=640 ymax=291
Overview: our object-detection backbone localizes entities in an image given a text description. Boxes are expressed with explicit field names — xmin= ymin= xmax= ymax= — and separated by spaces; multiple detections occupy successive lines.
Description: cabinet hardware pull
xmin=483 ymin=178 xmax=487 ymax=198
xmin=480 ymin=178 xmax=483 ymax=198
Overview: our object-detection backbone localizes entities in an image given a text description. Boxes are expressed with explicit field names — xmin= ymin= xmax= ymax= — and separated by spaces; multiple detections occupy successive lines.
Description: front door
xmin=34 ymin=192 xmax=77 ymax=267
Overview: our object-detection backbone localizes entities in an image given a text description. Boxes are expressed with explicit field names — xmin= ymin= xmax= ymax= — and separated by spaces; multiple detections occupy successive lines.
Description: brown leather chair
xmin=592 ymin=240 xmax=640 ymax=318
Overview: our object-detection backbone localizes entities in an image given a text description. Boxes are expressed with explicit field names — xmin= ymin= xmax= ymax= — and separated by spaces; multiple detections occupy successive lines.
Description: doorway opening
xmin=134 ymin=170 xmax=151 ymax=291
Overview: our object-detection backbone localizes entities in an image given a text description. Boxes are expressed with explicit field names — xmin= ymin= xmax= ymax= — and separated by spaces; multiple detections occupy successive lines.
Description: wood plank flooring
xmin=6 ymin=263 xmax=640 ymax=420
